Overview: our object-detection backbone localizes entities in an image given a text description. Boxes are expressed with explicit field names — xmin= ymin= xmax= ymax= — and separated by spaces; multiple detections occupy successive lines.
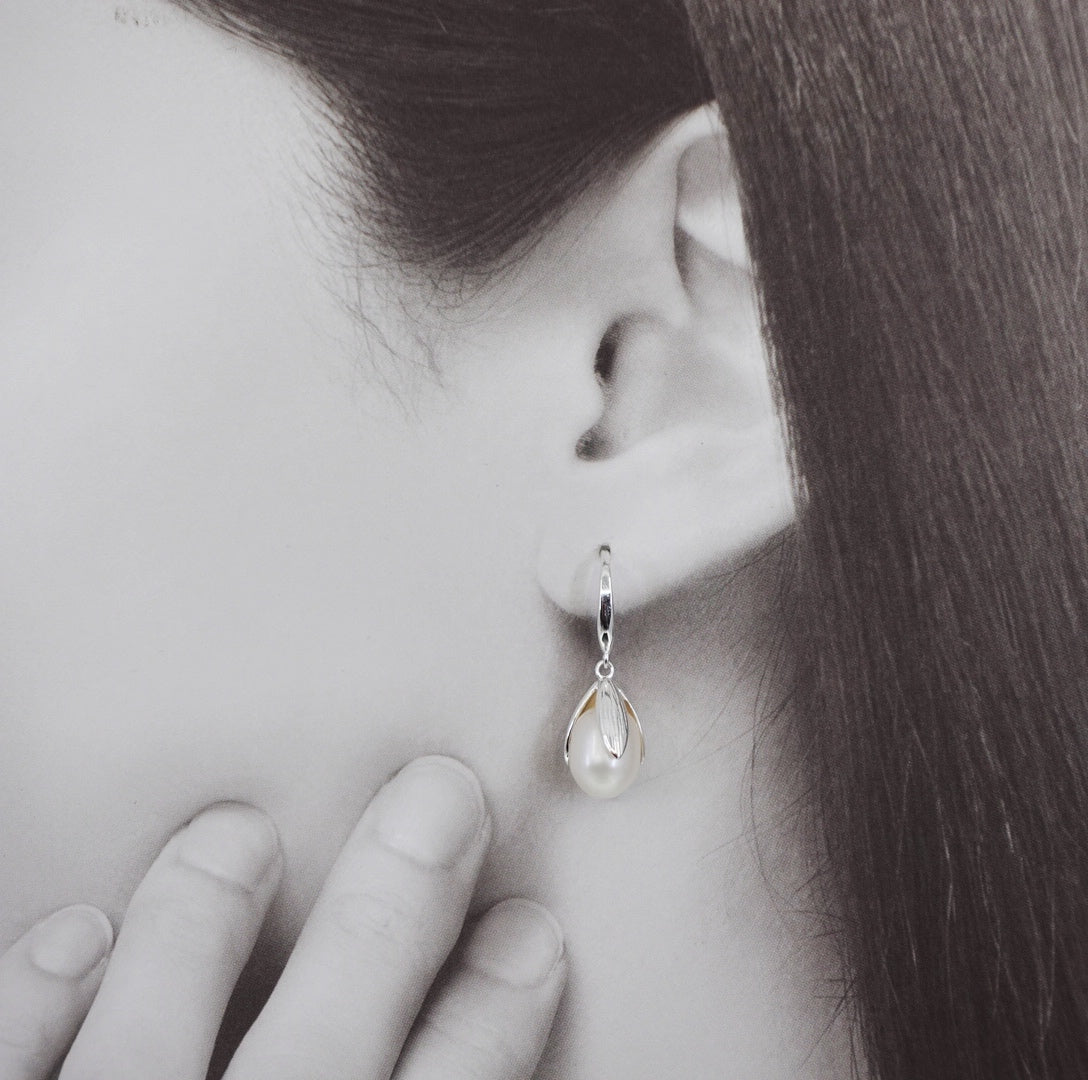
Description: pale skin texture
xmin=0 ymin=1 xmax=854 ymax=1076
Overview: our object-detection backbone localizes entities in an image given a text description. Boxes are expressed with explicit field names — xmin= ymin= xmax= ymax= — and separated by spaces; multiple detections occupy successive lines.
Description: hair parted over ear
xmin=535 ymin=106 xmax=794 ymax=619
xmin=687 ymin=2 xmax=1088 ymax=1077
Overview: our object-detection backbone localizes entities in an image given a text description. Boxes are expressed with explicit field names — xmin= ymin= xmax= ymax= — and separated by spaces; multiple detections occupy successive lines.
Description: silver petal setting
xmin=564 ymin=678 xmax=645 ymax=765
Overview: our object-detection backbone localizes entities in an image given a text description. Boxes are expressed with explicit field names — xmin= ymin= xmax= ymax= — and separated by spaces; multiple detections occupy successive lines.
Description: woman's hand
xmin=0 ymin=756 xmax=566 ymax=1079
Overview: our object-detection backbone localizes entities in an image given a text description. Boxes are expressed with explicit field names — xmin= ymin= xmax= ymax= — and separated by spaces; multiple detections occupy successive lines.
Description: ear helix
xmin=673 ymin=117 xmax=749 ymax=271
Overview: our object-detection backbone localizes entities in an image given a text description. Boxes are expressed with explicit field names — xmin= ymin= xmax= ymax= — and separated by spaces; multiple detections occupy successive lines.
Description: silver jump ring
xmin=595 ymin=658 xmax=615 ymax=680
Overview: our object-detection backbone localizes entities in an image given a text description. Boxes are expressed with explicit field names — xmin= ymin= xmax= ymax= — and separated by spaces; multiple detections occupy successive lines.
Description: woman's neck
xmin=216 ymin=546 xmax=857 ymax=1077
xmin=482 ymin=546 xmax=857 ymax=1077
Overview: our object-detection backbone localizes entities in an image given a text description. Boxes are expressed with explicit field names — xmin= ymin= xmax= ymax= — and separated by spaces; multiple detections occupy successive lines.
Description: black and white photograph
xmin=2 ymin=2 xmax=1085 ymax=1077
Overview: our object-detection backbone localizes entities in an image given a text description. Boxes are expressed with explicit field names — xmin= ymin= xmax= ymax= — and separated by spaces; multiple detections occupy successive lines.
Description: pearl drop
xmin=566 ymin=705 xmax=642 ymax=799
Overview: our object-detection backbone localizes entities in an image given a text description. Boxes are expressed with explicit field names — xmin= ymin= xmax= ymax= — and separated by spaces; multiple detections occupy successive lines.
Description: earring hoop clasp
xmin=597 ymin=544 xmax=613 ymax=662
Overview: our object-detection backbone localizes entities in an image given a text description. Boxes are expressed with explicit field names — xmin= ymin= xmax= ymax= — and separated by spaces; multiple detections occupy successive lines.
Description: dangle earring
xmin=564 ymin=545 xmax=645 ymax=798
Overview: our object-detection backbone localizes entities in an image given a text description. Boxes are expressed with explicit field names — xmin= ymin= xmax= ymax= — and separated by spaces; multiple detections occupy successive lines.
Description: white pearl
xmin=567 ymin=708 xmax=641 ymax=799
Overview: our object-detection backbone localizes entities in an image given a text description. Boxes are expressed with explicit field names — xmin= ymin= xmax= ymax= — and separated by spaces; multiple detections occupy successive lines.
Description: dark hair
xmin=181 ymin=1 xmax=1088 ymax=1076
xmin=176 ymin=0 xmax=707 ymax=272
xmin=687 ymin=1 xmax=1088 ymax=1076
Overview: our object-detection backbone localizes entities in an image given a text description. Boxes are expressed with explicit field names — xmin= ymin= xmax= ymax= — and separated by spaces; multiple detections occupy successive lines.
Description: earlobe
xmin=536 ymin=414 xmax=794 ymax=618
xmin=534 ymin=105 xmax=795 ymax=619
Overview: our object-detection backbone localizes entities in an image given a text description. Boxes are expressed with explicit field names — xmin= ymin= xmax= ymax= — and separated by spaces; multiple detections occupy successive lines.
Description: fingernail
xmin=177 ymin=804 xmax=279 ymax=891
xmin=464 ymin=899 xmax=565 ymax=988
xmin=371 ymin=756 xmax=487 ymax=868
xmin=30 ymin=905 xmax=114 ymax=979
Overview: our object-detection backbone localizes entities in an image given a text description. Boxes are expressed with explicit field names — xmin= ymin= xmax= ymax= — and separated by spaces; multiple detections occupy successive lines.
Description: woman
xmin=2 ymin=0 xmax=1086 ymax=1077
xmin=0 ymin=2 xmax=832 ymax=1076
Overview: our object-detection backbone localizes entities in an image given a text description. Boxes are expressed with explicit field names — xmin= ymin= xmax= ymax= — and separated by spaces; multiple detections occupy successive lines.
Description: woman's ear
xmin=535 ymin=105 xmax=794 ymax=618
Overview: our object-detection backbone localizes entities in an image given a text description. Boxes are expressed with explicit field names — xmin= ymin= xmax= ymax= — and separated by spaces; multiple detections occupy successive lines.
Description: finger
xmin=225 ymin=756 xmax=489 ymax=1080
xmin=60 ymin=804 xmax=281 ymax=1080
xmin=394 ymin=899 xmax=566 ymax=1080
xmin=0 ymin=905 xmax=113 ymax=1080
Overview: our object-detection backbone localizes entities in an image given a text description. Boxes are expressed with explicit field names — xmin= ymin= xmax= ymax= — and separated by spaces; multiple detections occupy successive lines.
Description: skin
xmin=1 ymin=759 xmax=568 ymax=1079
xmin=1 ymin=1 xmax=855 ymax=1075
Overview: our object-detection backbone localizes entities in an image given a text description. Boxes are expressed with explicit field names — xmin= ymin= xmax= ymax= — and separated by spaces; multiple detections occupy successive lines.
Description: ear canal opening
xmin=576 ymin=325 xmax=621 ymax=461
xmin=594 ymin=326 xmax=619 ymax=384
xmin=673 ymin=221 xmax=688 ymax=287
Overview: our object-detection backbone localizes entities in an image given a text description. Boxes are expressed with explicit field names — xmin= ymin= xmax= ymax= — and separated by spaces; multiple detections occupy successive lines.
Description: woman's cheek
xmin=0 ymin=0 xmax=588 ymax=938
xmin=0 ymin=321 xmax=567 ymax=949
